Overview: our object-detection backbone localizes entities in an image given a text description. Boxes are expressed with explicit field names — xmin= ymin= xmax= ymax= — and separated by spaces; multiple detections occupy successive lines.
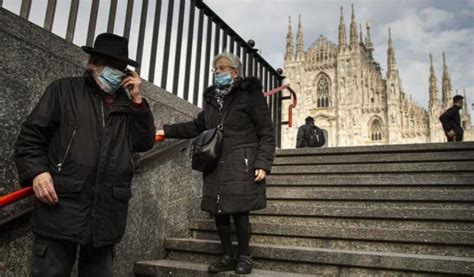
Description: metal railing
xmin=1 ymin=0 xmax=285 ymax=145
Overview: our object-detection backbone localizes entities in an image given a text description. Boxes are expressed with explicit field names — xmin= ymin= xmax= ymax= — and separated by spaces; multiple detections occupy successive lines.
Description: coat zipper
xmin=57 ymin=129 xmax=77 ymax=172
xmin=216 ymin=193 xmax=221 ymax=213
xmin=101 ymin=103 xmax=105 ymax=128
xmin=244 ymin=148 xmax=249 ymax=173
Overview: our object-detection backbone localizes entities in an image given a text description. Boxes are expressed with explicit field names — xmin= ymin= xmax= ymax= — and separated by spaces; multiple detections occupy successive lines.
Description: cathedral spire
xmin=462 ymin=89 xmax=472 ymax=127
xmin=285 ymin=16 xmax=294 ymax=62
xmin=387 ymin=28 xmax=397 ymax=77
xmin=338 ymin=6 xmax=346 ymax=51
xmin=350 ymin=4 xmax=358 ymax=47
xmin=464 ymin=89 xmax=469 ymax=112
xmin=429 ymin=53 xmax=439 ymax=107
xmin=442 ymin=51 xmax=453 ymax=108
xmin=359 ymin=23 xmax=364 ymax=44
xmin=295 ymin=14 xmax=304 ymax=60
xmin=365 ymin=21 xmax=374 ymax=53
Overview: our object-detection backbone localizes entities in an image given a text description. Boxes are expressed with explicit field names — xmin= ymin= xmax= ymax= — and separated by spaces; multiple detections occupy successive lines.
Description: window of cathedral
xmin=370 ymin=119 xmax=383 ymax=141
xmin=317 ymin=75 xmax=330 ymax=108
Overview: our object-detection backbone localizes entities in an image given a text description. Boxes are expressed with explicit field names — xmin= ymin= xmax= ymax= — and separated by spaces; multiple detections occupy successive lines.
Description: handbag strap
xmin=217 ymin=94 xmax=238 ymax=130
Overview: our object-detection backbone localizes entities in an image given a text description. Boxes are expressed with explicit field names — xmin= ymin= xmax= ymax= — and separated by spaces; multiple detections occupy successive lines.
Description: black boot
xmin=208 ymin=255 xmax=235 ymax=273
xmin=235 ymin=255 xmax=253 ymax=274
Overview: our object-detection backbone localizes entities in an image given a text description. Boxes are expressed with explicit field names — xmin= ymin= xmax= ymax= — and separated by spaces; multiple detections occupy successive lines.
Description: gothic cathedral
xmin=281 ymin=5 xmax=472 ymax=148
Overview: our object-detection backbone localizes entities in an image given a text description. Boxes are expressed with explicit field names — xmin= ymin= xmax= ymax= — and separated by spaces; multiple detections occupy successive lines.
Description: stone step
xmin=164 ymin=238 xmax=474 ymax=274
xmin=266 ymin=187 xmax=474 ymax=201
xmin=273 ymin=151 xmax=474 ymax=165
xmin=195 ymin=231 xmax=474 ymax=258
xmin=134 ymin=259 xmax=313 ymax=276
xmin=275 ymin=142 xmax=474 ymax=157
xmin=266 ymin=172 xmax=474 ymax=186
xmin=250 ymin=215 xmax=474 ymax=231
xmin=190 ymin=220 xmax=474 ymax=257
xmin=189 ymin=219 xmax=474 ymax=246
xmin=264 ymin=199 xmax=472 ymax=210
xmin=163 ymin=250 xmax=457 ymax=276
xmin=270 ymin=161 xmax=474 ymax=174
xmin=253 ymin=203 xmax=474 ymax=221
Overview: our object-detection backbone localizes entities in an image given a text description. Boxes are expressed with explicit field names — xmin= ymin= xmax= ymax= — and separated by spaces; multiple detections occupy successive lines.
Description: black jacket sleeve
xmin=163 ymin=110 xmax=206 ymax=139
xmin=439 ymin=107 xmax=456 ymax=132
xmin=14 ymin=81 xmax=61 ymax=187
xmin=296 ymin=126 xmax=305 ymax=148
xmin=129 ymin=99 xmax=156 ymax=153
xmin=248 ymin=82 xmax=276 ymax=173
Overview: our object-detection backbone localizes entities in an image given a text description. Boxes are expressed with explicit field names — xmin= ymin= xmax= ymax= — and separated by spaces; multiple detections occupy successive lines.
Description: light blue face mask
xmin=98 ymin=66 xmax=126 ymax=93
xmin=214 ymin=72 xmax=233 ymax=87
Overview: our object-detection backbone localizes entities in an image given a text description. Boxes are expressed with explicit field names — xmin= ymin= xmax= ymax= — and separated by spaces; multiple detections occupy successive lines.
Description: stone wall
xmin=0 ymin=8 xmax=206 ymax=276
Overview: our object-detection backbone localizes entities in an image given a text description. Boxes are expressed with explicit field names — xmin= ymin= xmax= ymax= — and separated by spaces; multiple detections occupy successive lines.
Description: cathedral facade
xmin=281 ymin=5 xmax=472 ymax=148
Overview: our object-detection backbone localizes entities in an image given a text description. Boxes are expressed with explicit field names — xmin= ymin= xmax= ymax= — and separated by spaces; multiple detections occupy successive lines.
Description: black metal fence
xmin=1 ymin=0 xmax=283 ymax=146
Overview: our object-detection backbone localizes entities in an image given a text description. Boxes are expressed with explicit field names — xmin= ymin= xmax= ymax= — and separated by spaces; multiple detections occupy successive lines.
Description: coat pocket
xmin=31 ymin=240 xmax=48 ymax=276
xmin=53 ymin=175 xmax=85 ymax=196
xmin=243 ymin=147 xmax=258 ymax=175
xmin=109 ymin=187 xmax=132 ymax=240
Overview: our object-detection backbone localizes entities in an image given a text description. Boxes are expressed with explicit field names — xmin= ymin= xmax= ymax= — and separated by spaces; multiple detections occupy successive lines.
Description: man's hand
xmin=122 ymin=70 xmax=142 ymax=104
xmin=254 ymin=169 xmax=267 ymax=182
xmin=447 ymin=130 xmax=456 ymax=137
xmin=32 ymin=172 xmax=58 ymax=205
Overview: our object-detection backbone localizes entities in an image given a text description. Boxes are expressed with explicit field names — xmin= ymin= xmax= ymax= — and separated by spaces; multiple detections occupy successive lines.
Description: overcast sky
xmin=3 ymin=0 xmax=473 ymax=120
xmin=205 ymin=0 xmax=474 ymax=115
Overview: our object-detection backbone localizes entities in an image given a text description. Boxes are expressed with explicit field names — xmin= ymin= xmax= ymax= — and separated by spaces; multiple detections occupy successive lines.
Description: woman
xmin=157 ymin=52 xmax=275 ymax=274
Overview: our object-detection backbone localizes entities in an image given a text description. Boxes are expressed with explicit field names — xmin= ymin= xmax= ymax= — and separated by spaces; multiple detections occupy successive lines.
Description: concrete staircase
xmin=135 ymin=142 xmax=474 ymax=276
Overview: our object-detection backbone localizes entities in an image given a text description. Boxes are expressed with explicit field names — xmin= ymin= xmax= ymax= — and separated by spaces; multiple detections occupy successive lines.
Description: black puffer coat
xmin=163 ymin=77 xmax=275 ymax=214
xmin=14 ymin=71 xmax=156 ymax=247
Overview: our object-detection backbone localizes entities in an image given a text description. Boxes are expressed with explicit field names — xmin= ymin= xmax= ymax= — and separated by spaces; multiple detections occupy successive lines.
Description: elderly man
xmin=14 ymin=33 xmax=155 ymax=276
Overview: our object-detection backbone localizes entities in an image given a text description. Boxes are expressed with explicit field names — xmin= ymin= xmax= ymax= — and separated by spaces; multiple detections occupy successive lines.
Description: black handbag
xmin=190 ymin=97 xmax=236 ymax=173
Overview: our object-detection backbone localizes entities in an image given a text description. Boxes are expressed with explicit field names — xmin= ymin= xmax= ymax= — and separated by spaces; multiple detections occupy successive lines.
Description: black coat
xmin=163 ymin=77 xmax=275 ymax=214
xmin=296 ymin=122 xmax=325 ymax=148
xmin=439 ymin=106 xmax=463 ymax=141
xmin=14 ymin=71 xmax=156 ymax=247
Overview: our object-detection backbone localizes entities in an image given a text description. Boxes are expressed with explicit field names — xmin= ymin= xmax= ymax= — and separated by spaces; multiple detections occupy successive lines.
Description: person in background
xmin=296 ymin=116 xmax=325 ymax=148
xmin=440 ymin=95 xmax=464 ymax=142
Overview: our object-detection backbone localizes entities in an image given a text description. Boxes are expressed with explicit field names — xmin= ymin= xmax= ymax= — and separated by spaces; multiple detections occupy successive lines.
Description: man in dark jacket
xmin=296 ymin=116 xmax=325 ymax=148
xmin=14 ymin=33 xmax=155 ymax=276
xmin=440 ymin=95 xmax=464 ymax=142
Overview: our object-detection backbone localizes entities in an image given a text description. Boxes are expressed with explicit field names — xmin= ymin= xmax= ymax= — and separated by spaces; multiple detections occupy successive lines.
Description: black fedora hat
xmin=82 ymin=33 xmax=139 ymax=68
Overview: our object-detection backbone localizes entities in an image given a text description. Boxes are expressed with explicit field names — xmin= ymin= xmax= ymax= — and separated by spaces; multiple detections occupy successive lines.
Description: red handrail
xmin=263 ymin=84 xmax=297 ymax=127
xmin=0 ymin=187 xmax=33 ymax=207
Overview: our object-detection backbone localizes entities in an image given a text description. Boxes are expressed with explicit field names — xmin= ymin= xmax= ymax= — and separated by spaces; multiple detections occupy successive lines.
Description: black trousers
xmin=214 ymin=212 xmax=251 ymax=257
xmin=31 ymin=235 xmax=114 ymax=277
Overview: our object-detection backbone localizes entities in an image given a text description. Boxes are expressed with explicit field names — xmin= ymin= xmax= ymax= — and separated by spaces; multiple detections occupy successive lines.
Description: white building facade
xmin=281 ymin=5 xmax=473 ymax=148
